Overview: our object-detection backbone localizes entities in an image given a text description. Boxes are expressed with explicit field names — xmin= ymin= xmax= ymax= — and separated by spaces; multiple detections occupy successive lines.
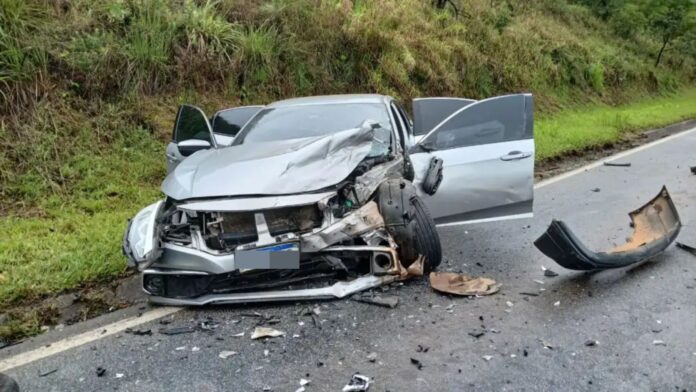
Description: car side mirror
xmin=178 ymin=139 xmax=211 ymax=157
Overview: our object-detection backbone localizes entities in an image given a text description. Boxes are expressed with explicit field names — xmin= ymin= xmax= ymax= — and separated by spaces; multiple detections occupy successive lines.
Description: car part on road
xmin=429 ymin=272 xmax=500 ymax=296
xmin=250 ymin=327 xmax=284 ymax=339
xmin=676 ymin=242 xmax=696 ymax=257
xmin=534 ymin=186 xmax=681 ymax=270
xmin=690 ymin=166 xmax=696 ymax=175
xmin=603 ymin=161 xmax=631 ymax=167
xmin=351 ymin=292 xmax=399 ymax=308
xmin=342 ymin=374 xmax=371 ymax=392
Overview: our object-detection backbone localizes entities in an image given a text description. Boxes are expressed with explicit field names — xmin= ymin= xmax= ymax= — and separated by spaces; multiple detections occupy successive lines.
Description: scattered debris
xmin=38 ymin=368 xmax=58 ymax=377
xmin=429 ymin=272 xmax=500 ymax=296
xmin=198 ymin=319 xmax=219 ymax=332
xmin=553 ymin=301 xmax=561 ymax=307
xmin=652 ymin=340 xmax=666 ymax=346
xmin=366 ymin=352 xmax=378 ymax=362
xmin=603 ymin=161 xmax=631 ymax=167
xmin=591 ymin=188 xmax=601 ymax=193
xmin=543 ymin=269 xmax=559 ymax=277
xmin=540 ymin=339 xmax=554 ymax=350
xmin=690 ymin=166 xmax=696 ymax=175
xmin=342 ymin=374 xmax=371 ymax=392
xmin=125 ymin=327 xmax=152 ymax=336
xmin=251 ymin=327 xmax=285 ymax=340
xmin=232 ymin=332 xmax=245 ymax=338
xmin=175 ymin=346 xmax=186 ymax=351
xmin=482 ymin=355 xmax=493 ymax=361
xmin=191 ymin=346 xmax=200 ymax=352
xmin=535 ymin=186 xmax=681 ymax=270
xmin=410 ymin=358 xmax=423 ymax=370
xmin=519 ymin=292 xmax=539 ymax=296
xmin=352 ymin=292 xmax=399 ymax=308
xmin=159 ymin=326 xmax=196 ymax=336
xmin=584 ymin=340 xmax=598 ymax=347
xmin=676 ymin=242 xmax=696 ymax=257
xmin=96 ymin=367 xmax=106 ymax=377
xmin=115 ymin=373 xmax=124 ymax=379
xmin=506 ymin=301 xmax=514 ymax=307
xmin=468 ymin=329 xmax=486 ymax=339
xmin=218 ymin=350 xmax=237 ymax=359
xmin=416 ymin=345 xmax=429 ymax=353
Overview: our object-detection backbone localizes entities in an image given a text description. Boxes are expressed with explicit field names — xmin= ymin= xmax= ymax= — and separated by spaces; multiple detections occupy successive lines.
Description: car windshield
xmin=233 ymin=103 xmax=392 ymax=144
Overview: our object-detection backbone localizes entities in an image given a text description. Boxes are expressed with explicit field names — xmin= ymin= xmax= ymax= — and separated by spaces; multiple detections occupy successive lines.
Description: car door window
xmin=211 ymin=106 xmax=263 ymax=137
xmin=420 ymin=94 xmax=532 ymax=151
xmin=412 ymin=98 xmax=477 ymax=136
xmin=174 ymin=105 xmax=215 ymax=145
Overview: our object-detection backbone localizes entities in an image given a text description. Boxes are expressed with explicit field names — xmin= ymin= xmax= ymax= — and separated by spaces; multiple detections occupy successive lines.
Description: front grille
xmin=264 ymin=204 xmax=323 ymax=236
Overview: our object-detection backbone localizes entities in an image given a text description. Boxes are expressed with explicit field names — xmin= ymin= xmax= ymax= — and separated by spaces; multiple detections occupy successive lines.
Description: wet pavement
xmin=3 ymin=128 xmax=696 ymax=391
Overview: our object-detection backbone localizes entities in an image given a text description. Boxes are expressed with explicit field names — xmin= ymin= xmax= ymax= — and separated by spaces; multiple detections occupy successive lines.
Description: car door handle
xmin=166 ymin=153 xmax=177 ymax=160
xmin=500 ymin=151 xmax=532 ymax=161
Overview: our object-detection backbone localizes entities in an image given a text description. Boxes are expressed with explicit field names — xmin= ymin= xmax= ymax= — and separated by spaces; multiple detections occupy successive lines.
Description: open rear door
xmin=165 ymin=105 xmax=216 ymax=173
xmin=409 ymin=94 xmax=534 ymax=226
xmin=211 ymin=106 xmax=263 ymax=146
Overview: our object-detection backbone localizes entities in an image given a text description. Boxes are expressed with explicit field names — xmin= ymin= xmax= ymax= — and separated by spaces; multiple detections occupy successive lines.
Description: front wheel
xmin=377 ymin=180 xmax=442 ymax=272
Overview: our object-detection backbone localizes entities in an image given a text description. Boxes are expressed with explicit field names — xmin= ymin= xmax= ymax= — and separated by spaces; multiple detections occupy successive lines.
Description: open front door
xmin=166 ymin=105 xmax=216 ymax=173
xmin=410 ymin=94 xmax=534 ymax=226
xmin=412 ymin=97 xmax=476 ymax=141
xmin=211 ymin=106 xmax=263 ymax=146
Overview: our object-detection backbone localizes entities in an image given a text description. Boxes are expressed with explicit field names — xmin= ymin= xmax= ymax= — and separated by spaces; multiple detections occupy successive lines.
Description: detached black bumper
xmin=534 ymin=186 xmax=681 ymax=270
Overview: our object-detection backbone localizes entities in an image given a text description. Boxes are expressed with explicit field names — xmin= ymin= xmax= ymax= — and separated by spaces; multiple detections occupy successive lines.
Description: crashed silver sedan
xmin=123 ymin=94 xmax=535 ymax=305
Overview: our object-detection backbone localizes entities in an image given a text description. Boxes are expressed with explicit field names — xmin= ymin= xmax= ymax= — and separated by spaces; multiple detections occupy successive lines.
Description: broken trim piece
xmin=534 ymin=186 xmax=681 ymax=270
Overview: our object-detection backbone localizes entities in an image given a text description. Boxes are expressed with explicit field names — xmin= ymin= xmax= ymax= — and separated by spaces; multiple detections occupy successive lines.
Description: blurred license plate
xmin=235 ymin=243 xmax=300 ymax=269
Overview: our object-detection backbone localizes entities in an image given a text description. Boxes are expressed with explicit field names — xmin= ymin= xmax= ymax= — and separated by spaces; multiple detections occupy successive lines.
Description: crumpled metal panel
xmin=162 ymin=125 xmax=376 ymax=200
xmin=534 ymin=186 xmax=681 ymax=270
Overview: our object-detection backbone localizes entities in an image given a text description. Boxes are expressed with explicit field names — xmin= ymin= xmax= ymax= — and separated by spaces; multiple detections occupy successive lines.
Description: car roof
xmin=266 ymin=94 xmax=392 ymax=108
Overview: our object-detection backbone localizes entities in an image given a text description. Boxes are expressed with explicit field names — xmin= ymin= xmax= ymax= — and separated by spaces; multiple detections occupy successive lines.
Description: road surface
xmin=2 ymin=128 xmax=695 ymax=391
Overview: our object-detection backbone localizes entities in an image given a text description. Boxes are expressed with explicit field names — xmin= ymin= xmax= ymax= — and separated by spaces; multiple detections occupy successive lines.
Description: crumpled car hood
xmin=162 ymin=125 xmax=376 ymax=200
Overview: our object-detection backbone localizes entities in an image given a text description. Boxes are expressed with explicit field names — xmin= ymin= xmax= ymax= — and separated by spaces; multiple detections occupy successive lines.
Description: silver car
xmin=123 ymin=94 xmax=535 ymax=305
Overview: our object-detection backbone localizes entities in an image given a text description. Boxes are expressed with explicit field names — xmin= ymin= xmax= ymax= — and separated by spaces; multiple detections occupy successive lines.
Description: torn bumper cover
xmin=534 ymin=186 xmax=681 ymax=270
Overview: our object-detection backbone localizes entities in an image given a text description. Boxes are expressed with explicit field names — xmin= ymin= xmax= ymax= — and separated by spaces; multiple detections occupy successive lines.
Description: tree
xmin=645 ymin=0 xmax=696 ymax=66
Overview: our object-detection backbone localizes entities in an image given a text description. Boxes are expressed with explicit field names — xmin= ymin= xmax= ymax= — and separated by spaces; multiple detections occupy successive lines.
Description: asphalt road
xmin=3 ymin=128 xmax=696 ymax=392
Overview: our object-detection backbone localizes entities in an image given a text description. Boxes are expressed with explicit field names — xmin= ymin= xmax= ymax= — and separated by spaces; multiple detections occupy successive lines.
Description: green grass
xmin=536 ymin=88 xmax=696 ymax=160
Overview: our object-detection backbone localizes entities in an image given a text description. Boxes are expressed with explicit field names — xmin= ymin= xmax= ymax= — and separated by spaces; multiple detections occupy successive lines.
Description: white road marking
xmin=2 ymin=126 xmax=694 ymax=372
xmin=535 ymin=126 xmax=696 ymax=189
xmin=0 ymin=307 xmax=180 ymax=372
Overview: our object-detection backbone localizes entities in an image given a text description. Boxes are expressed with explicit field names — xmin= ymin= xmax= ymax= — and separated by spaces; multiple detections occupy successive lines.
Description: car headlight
xmin=123 ymin=200 xmax=164 ymax=271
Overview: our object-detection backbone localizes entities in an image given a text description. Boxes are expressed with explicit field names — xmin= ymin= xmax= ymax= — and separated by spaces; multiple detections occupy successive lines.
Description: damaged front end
xmin=125 ymin=160 xmax=423 ymax=306
xmin=534 ymin=186 xmax=681 ymax=270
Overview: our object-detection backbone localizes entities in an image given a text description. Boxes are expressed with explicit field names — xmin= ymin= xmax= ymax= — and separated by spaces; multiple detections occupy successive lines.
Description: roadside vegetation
xmin=1 ymin=0 xmax=695 ymax=341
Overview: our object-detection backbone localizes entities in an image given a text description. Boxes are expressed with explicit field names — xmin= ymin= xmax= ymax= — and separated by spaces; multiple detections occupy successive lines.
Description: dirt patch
xmin=0 ymin=274 xmax=146 ymax=346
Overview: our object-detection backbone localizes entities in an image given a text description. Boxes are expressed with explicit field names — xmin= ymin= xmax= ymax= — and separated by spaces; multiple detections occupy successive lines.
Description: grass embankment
xmin=536 ymin=88 xmax=696 ymax=160
xmin=1 ymin=0 xmax=695 ymax=340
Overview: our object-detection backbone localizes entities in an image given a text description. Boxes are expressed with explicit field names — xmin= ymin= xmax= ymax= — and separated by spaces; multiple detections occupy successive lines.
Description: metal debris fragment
xmin=352 ymin=293 xmax=399 ymax=308
xmin=584 ymin=340 xmax=598 ymax=347
xmin=652 ymin=340 xmax=666 ymax=346
xmin=218 ymin=351 xmax=237 ymax=359
xmin=342 ymin=374 xmax=371 ymax=392
xmin=429 ymin=272 xmax=500 ymax=296
xmin=482 ymin=355 xmax=493 ymax=361
xmin=543 ymin=269 xmax=559 ymax=277
xmin=251 ymin=327 xmax=285 ymax=340
xmin=159 ymin=326 xmax=196 ymax=336
xmin=38 ymin=368 xmax=58 ymax=377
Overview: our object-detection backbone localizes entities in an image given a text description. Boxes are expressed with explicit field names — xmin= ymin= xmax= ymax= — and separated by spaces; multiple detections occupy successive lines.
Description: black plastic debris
xmin=584 ymin=340 xmax=598 ymax=347
xmin=96 ymin=367 xmax=106 ymax=377
xmin=603 ymin=162 xmax=631 ymax=167
xmin=591 ymin=188 xmax=601 ymax=193
xmin=342 ymin=374 xmax=370 ymax=392
xmin=543 ymin=269 xmax=559 ymax=277
xmin=535 ymin=186 xmax=681 ymax=270
xmin=468 ymin=330 xmax=486 ymax=339
xmin=352 ymin=293 xmax=399 ymax=308
xmin=416 ymin=345 xmax=429 ymax=353
xmin=676 ymin=242 xmax=696 ymax=257
xmin=38 ymin=368 xmax=58 ymax=377
xmin=159 ymin=326 xmax=196 ymax=336
xmin=410 ymin=358 xmax=424 ymax=370
xmin=690 ymin=166 xmax=696 ymax=175
xmin=125 ymin=328 xmax=152 ymax=336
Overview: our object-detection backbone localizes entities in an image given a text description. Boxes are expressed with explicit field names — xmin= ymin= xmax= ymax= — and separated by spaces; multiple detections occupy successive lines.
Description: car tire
xmin=411 ymin=195 xmax=442 ymax=271
xmin=377 ymin=180 xmax=442 ymax=272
